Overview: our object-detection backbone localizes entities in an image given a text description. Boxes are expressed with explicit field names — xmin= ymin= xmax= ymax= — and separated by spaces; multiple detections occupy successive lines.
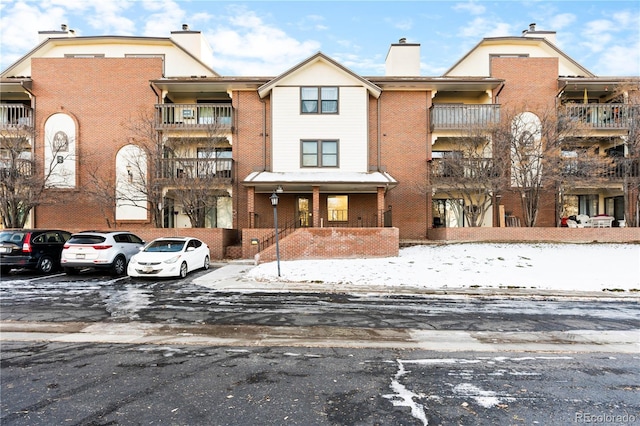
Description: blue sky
xmin=1 ymin=0 xmax=639 ymax=77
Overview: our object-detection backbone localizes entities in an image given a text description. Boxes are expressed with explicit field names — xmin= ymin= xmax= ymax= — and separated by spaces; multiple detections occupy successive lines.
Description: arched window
xmin=44 ymin=113 xmax=76 ymax=188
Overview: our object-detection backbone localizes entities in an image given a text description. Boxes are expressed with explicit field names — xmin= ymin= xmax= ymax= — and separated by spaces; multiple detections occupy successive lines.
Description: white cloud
xmin=453 ymin=1 xmax=486 ymax=15
xmin=85 ymin=1 xmax=135 ymax=35
xmin=548 ymin=13 xmax=576 ymax=30
xmin=594 ymin=42 xmax=640 ymax=76
xmin=390 ymin=18 xmax=413 ymax=31
xmin=205 ymin=6 xmax=320 ymax=76
xmin=0 ymin=1 xmax=67 ymax=69
xmin=141 ymin=0 xmax=186 ymax=37
xmin=459 ymin=18 xmax=512 ymax=39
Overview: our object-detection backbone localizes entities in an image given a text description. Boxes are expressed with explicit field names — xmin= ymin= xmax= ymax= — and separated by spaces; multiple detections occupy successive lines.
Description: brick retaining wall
xmin=427 ymin=227 xmax=640 ymax=243
xmin=66 ymin=228 xmax=238 ymax=260
xmin=253 ymin=227 xmax=400 ymax=263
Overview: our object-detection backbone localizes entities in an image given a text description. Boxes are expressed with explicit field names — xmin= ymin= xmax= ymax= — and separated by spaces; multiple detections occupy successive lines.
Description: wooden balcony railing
xmin=563 ymin=104 xmax=639 ymax=129
xmin=158 ymin=158 xmax=233 ymax=182
xmin=430 ymin=104 xmax=500 ymax=131
xmin=0 ymin=104 xmax=33 ymax=129
xmin=155 ymin=103 xmax=232 ymax=130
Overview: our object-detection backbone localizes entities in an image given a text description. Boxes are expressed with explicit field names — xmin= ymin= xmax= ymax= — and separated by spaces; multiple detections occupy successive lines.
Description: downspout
xmin=260 ymin=96 xmax=268 ymax=171
xmin=494 ymin=82 xmax=505 ymax=104
xmin=22 ymin=81 xmax=36 ymax=227
xmin=377 ymin=94 xmax=382 ymax=170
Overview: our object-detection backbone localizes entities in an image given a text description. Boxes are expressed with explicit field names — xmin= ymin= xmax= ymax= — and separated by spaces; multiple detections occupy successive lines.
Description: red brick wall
xmin=491 ymin=57 xmax=560 ymax=226
xmin=232 ymin=90 xmax=270 ymax=230
xmin=376 ymin=91 xmax=430 ymax=239
xmin=253 ymin=227 xmax=399 ymax=262
xmin=31 ymin=57 xmax=163 ymax=229
xmin=65 ymin=227 xmax=237 ymax=260
xmin=427 ymin=227 xmax=640 ymax=243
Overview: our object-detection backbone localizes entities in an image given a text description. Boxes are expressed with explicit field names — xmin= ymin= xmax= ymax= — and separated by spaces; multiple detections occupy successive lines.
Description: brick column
xmin=247 ymin=187 xmax=255 ymax=227
xmin=377 ymin=187 xmax=385 ymax=227
xmin=313 ymin=186 xmax=320 ymax=228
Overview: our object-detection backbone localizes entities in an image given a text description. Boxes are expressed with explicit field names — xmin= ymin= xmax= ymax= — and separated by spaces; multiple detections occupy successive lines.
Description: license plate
xmin=76 ymin=254 xmax=85 ymax=259
xmin=143 ymin=266 xmax=153 ymax=273
xmin=0 ymin=247 xmax=10 ymax=254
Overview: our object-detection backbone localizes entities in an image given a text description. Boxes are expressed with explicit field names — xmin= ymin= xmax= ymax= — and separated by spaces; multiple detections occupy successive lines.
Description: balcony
xmin=561 ymin=157 xmax=640 ymax=180
xmin=156 ymin=103 xmax=232 ymax=131
xmin=563 ymin=104 xmax=639 ymax=130
xmin=430 ymin=104 xmax=500 ymax=131
xmin=0 ymin=159 xmax=34 ymax=178
xmin=159 ymin=158 xmax=234 ymax=182
xmin=0 ymin=104 xmax=33 ymax=130
xmin=430 ymin=158 xmax=500 ymax=179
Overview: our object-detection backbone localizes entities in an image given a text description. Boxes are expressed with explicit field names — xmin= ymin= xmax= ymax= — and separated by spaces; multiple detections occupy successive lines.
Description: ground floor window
xmin=605 ymin=196 xmax=624 ymax=220
xmin=563 ymin=194 xmax=599 ymax=218
xmin=327 ymin=195 xmax=348 ymax=222
xmin=162 ymin=195 xmax=232 ymax=229
xmin=432 ymin=199 xmax=465 ymax=227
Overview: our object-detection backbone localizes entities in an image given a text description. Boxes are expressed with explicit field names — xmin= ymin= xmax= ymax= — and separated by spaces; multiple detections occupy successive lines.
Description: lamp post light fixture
xmin=270 ymin=191 xmax=281 ymax=277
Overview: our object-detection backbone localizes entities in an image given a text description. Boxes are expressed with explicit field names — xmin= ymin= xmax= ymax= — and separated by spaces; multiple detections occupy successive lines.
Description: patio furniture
xmin=590 ymin=216 xmax=614 ymax=228
xmin=576 ymin=214 xmax=591 ymax=227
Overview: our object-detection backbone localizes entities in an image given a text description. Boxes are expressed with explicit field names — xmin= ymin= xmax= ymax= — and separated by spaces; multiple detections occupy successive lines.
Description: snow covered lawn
xmin=247 ymin=243 xmax=640 ymax=292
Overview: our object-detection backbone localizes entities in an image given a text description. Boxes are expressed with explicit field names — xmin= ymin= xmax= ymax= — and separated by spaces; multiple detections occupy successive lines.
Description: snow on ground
xmin=247 ymin=243 xmax=640 ymax=292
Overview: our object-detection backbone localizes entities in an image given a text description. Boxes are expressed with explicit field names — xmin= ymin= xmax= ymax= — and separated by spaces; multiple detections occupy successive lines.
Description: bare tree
xmin=83 ymin=159 xmax=119 ymax=228
xmin=491 ymin=106 xmax=610 ymax=227
xmin=166 ymin=130 xmax=233 ymax=228
xmin=0 ymin=123 xmax=73 ymax=228
xmin=621 ymin=104 xmax=640 ymax=226
xmin=81 ymin=109 xmax=163 ymax=228
xmin=429 ymin=127 xmax=508 ymax=227
xmin=93 ymin=107 xmax=233 ymax=229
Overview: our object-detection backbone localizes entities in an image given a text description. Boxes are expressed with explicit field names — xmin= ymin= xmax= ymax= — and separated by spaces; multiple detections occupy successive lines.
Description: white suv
xmin=61 ymin=231 xmax=145 ymax=276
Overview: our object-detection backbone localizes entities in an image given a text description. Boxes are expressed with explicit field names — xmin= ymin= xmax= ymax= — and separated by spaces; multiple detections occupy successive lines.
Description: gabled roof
xmin=444 ymin=36 xmax=594 ymax=78
xmin=257 ymin=52 xmax=382 ymax=99
xmin=1 ymin=35 xmax=218 ymax=78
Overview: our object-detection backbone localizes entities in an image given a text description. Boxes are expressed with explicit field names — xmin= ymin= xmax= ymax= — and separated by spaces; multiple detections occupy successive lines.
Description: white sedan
xmin=127 ymin=237 xmax=210 ymax=278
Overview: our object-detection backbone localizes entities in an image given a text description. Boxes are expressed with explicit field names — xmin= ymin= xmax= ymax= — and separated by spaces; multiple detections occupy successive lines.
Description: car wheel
xmin=37 ymin=256 xmax=54 ymax=274
xmin=203 ymin=255 xmax=210 ymax=270
xmin=110 ymin=256 xmax=127 ymax=276
xmin=64 ymin=267 xmax=78 ymax=275
xmin=179 ymin=262 xmax=188 ymax=278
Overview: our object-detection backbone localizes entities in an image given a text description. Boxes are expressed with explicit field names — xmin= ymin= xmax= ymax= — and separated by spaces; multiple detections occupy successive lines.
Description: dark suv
xmin=0 ymin=229 xmax=72 ymax=275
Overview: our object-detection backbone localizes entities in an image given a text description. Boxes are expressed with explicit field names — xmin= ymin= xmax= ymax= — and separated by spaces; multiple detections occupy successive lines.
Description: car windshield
xmin=0 ymin=232 xmax=25 ymax=244
xmin=144 ymin=240 xmax=185 ymax=253
xmin=67 ymin=235 xmax=106 ymax=244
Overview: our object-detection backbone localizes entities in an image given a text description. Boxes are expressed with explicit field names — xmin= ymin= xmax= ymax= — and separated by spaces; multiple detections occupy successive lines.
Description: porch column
xmin=247 ymin=186 xmax=255 ymax=228
xmin=313 ymin=186 xmax=320 ymax=228
xmin=377 ymin=186 xmax=385 ymax=227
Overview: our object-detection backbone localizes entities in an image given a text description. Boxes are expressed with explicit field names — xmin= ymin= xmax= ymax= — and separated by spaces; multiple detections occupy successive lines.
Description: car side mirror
xmin=186 ymin=247 xmax=195 ymax=252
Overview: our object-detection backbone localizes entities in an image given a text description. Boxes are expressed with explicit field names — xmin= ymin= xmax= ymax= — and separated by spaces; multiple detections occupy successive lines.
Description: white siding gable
xmin=446 ymin=41 xmax=590 ymax=77
xmin=271 ymin=60 xmax=370 ymax=173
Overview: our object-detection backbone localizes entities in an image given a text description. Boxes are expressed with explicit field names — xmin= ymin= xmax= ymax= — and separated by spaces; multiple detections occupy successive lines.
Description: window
xmin=328 ymin=195 xmax=348 ymax=222
xmin=64 ymin=54 xmax=105 ymax=58
xmin=301 ymin=140 xmax=338 ymax=167
xmin=301 ymin=87 xmax=338 ymax=114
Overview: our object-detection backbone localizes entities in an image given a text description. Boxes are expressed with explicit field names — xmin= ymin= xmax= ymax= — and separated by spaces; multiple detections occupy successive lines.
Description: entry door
xmin=297 ymin=197 xmax=311 ymax=227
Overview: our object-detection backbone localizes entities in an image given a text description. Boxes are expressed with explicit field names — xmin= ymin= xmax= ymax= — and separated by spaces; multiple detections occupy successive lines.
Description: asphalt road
xmin=1 ymin=268 xmax=639 ymax=425
xmin=1 ymin=268 xmax=638 ymax=333
xmin=2 ymin=341 xmax=639 ymax=425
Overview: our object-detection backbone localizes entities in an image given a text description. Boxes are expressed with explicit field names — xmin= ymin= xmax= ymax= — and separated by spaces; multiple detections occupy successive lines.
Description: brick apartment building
xmin=1 ymin=23 xmax=639 ymax=259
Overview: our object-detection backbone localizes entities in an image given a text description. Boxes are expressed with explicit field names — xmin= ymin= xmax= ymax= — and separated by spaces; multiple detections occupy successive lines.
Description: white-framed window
xmin=301 ymin=87 xmax=338 ymax=114
xmin=301 ymin=140 xmax=338 ymax=167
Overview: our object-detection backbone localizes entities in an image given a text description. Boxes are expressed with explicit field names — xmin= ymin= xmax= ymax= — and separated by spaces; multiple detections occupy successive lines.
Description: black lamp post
xmin=270 ymin=191 xmax=281 ymax=277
